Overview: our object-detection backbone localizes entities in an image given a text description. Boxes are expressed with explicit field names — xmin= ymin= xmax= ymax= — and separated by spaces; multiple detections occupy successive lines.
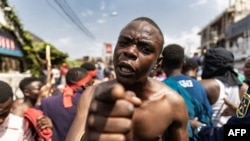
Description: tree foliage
xmin=1 ymin=0 xmax=68 ymax=76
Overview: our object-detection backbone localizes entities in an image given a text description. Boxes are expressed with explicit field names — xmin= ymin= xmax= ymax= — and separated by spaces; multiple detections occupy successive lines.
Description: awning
xmin=0 ymin=29 xmax=23 ymax=57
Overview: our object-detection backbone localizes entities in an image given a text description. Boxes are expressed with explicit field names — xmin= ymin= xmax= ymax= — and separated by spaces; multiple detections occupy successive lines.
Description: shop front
xmin=0 ymin=28 xmax=24 ymax=72
xmin=226 ymin=14 xmax=250 ymax=69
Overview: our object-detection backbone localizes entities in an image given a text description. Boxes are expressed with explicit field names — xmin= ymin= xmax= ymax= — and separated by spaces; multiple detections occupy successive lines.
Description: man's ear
xmin=152 ymin=57 xmax=162 ymax=71
xmin=156 ymin=57 xmax=163 ymax=68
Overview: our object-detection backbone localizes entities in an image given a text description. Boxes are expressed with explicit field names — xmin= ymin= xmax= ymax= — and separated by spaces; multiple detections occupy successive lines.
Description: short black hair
xmin=81 ymin=62 xmax=96 ymax=71
xmin=19 ymin=77 xmax=41 ymax=92
xmin=66 ymin=67 xmax=88 ymax=85
xmin=0 ymin=81 xmax=13 ymax=103
xmin=162 ymin=44 xmax=184 ymax=70
xmin=182 ymin=58 xmax=198 ymax=74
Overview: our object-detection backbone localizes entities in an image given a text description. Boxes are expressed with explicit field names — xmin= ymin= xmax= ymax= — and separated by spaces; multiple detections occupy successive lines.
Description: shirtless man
xmin=66 ymin=17 xmax=189 ymax=141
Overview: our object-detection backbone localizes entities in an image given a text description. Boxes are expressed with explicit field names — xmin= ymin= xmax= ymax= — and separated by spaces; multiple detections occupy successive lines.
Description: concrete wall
xmin=0 ymin=72 xmax=31 ymax=99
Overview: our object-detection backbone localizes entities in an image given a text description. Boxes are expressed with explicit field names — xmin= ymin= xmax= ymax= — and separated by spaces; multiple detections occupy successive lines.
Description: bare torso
xmin=66 ymin=78 xmax=189 ymax=141
xmin=103 ymin=79 xmax=188 ymax=141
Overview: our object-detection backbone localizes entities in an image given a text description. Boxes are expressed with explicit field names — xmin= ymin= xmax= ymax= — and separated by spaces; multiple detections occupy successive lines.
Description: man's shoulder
xmin=155 ymin=79 xmax=186 ymax=102
xmin=200 ymin=79 xmax=222 ymax=91
xmin=200 ymin=79 xmax=220 ymax=101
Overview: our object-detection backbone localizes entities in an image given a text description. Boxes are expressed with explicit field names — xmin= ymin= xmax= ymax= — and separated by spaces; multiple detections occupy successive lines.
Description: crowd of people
xmin=0 ymin=17 xmax=250 ymax=141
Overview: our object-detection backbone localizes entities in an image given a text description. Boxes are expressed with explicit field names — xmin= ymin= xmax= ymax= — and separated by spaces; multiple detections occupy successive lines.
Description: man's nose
xmin=124 ymin=45 xmax=138 ymax=60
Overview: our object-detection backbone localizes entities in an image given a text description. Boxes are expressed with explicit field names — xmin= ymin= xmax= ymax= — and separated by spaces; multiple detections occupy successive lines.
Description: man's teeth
xmin=121 ymin=67 xmax=132 ymax=73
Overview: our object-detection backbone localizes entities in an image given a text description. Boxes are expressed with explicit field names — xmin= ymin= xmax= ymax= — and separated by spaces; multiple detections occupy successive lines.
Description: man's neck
xmin=167 ymin=69 xmax=182 ymax=77
xmin=24 ymin=98 xmax=36 ymax=108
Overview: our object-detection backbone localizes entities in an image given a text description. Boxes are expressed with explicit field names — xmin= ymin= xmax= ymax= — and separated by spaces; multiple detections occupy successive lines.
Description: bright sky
xmin=8 ymin=0 xmax=233 ymax=59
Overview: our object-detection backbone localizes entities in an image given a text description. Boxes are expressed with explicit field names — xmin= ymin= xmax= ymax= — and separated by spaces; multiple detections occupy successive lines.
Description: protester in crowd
xmin=66 ymin=17 xmax=189 ymax=141
xmin=38 ymin=75 xmax=61 ymax=96
xmin=96 ymin=59 xmax=105 ymax=80
xmin=161 ymin=44 xmax=213 ymax=141
xmin=162 ymin=44 xmax=213 ymax=116
xmin=103 ymin=65 xmax=116 ymax=81
xmin=192 ymin=52 xmax=202 ymax=66
xmin=11 ymin=77 xmax=53 ymax=140
xmin=200 ymin=47 xmax=246 ymax=127
xmin=51 ymin=65 xmax=61 ymax=86
xmin=0 ymin=80 xmax=25 ymax=141
xmin=161 ymin=76 xmax=199 ymax=141
xmin=234 ymin=68 xmax=245 ymax=83
xmin=36 ymin=67 xmax=96 ymax=141
xmin=60 ymin=63 xmax=69 ymax=85
xmin=81 ymin=62 xmax=100 ymax=85
xmin=182 ymin=58 xmax=199 ymax=80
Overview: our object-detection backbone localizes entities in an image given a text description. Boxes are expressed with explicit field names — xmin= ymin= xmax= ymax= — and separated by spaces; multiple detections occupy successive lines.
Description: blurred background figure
xmin=36 ymin=67 xmax=95 ymax=141
xmin=0 ymin=80 xmax=25 ymax=141
xmin=192 ymin=52 xmax=202 ymax=67
xmin=59 ymin=63 xmax=69 ymax=85
xmin=103 ymin=65 xmax=116 ymax=81
xmin=95 ymin=59 xmax=105 ymax=80
xmin=81 ymin=62 xmax=99 ymax=85
xmin=182 ymin=58 xmax=199 ymax=80
xmin=243 ymin=57 xmax=250 ymax=86
xmin=51 ymin=65 xmax=61 ymax=87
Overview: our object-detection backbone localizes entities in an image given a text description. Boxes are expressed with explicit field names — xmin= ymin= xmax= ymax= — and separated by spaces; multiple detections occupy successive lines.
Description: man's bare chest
xmin=128 ymin=102 xmax=172 ymax=140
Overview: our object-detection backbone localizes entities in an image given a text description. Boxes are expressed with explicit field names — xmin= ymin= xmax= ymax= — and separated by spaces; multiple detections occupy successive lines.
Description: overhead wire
xmin=53 ymin=0 xmax=96 ymax=40
xmin=59 ymin=0 xmax=95 ymax=40
xmin=45 ymin=0 xmax=72 ymax=25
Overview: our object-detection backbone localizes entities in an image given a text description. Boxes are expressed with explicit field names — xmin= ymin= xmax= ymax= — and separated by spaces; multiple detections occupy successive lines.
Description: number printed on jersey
xmin=178 ymin=80 xmax=193 ymax=88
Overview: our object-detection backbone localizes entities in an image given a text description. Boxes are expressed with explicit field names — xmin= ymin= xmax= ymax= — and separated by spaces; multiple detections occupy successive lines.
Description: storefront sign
xmin=0 ymin=30 xmax=23 ymax=57
xmin=105 ymin=43 xmax=112 ymax=54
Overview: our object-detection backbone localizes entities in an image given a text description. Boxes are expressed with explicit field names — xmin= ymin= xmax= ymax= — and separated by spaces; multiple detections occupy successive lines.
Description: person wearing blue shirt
xmin=161 ymin=44 xmax=213 ymax=116
xmin=161 ymin=44 xmax=213 ymax=141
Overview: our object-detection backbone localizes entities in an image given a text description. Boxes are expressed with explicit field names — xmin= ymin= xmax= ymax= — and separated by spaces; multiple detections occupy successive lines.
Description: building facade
xmin=226 ymin=13 xmax=250 ymax=69
xmin=198 ymin=0 xmax=250 ymax=63
xmin=0 ymin=4 xmax=25 ymax=72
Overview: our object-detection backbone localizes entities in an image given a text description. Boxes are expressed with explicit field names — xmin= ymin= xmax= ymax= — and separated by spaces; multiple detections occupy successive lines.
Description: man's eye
xmin=137 ymin=42 xmax=152 ymax=54
xmin=139 ymin=45 xmax=152 ymax=54
xmin=141 ymin=47 xmax=151 ymax=53
xmin=118 ymin=41 xmax=128 ymax=46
